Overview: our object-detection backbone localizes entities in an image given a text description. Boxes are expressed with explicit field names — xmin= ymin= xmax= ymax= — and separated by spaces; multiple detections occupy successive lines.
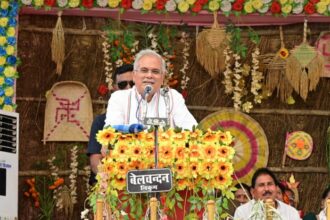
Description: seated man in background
xmin=105 ymin=49 xmax=197 ymax=130
xmin=87 ymin=64 xmax=134 ymax=185
xmin=234 ymin=168 xmax=301 ymax=220
xmin=234 ymin=183 xmax=251 ymax=205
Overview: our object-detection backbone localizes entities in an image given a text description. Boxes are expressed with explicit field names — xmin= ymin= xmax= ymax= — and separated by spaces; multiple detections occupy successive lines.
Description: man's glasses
xmin=117 ymin=80 xmax=135 ymax=90
xmin=135 ymin=67 xmax=162 ymax=75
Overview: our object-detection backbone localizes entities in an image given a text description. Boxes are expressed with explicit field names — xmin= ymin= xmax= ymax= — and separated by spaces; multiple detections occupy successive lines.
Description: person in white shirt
xmin=234 ymin=168 xmax=301 ymax=220
xmin=318 ymin=186 xmax=330 ymax=220
xmin=105 ymin=49 xmax=197 ymax=130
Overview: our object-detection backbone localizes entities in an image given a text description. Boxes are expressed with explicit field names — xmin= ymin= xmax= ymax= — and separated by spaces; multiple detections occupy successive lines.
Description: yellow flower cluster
xmin=96 ymin=128 xmax=235 ymax=192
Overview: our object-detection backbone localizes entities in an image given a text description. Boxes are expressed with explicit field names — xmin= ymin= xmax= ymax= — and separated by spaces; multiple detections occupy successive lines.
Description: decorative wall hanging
xmin=51 ymin=11 xmax=65 ymax=75
xmin=315 ymin=31 xmax=330 ymax=78
xmin=284 ymin=131 xmax=313 ymax=161
xmin=43 ymin=81 xmax=93 ymax=144
xmin=196 ymin=12 xmax=228 ymax=78
xmin=264 ymin=26 xmax=293 ymax=103
xmin=198 ymin=110 xmax=269 ymax=184
xmin=285 ymin=19 xmax=324 ymax=101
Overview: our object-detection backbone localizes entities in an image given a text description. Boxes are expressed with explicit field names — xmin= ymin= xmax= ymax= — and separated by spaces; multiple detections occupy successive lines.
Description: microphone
xmin=143 ymin=85 xmax=153 ymax=100
xmin=112 ymin=124 xmax=145 ymax=134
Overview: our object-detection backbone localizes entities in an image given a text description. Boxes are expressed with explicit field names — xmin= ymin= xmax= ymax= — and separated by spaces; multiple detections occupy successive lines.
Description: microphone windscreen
xmin=128 ymin=124 xmax=145 ymax=133
xmin=112 ymin=125 xmax=130 ymax=133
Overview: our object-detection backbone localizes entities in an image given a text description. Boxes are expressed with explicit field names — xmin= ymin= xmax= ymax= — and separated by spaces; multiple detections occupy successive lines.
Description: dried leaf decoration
xmin=264 ymin=26 xmax=293 ymax=103
xmin=285 ymin=19 xmax=324 ymax=101
xmin=196 ymin=12 xmax=228 ymax=78
xmin=51 ymin=11 xmax=65 ymax=75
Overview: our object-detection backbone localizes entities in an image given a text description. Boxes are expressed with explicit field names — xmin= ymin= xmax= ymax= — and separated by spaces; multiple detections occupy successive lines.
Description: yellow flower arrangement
xmin=90 ymin=127 xmax=236 ymax=218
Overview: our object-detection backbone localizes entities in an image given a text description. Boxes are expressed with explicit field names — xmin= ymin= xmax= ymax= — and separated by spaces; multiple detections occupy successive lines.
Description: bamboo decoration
xmin=51 ymin=11 xmax=65 ymax=75
xmin=196 ymin=12 xmax=228 ymax=78
xmin=285 ymin=19 xmax=324 ymax=101
xmin=96 ymin=199 xmax=103 ymax=220
xmin=264 ymin=26 xmax=293 ymax=103
xmin=207 ymin=200 xmax=215 ymax=220
xmin=150 ymin=197 xmax=158 ymax=220
xmin=327 ymin=198 xmax=330 ymax=220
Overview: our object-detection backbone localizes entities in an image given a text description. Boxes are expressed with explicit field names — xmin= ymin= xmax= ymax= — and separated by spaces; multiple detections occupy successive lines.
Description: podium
xmin=91 ymin=127 xmax=235 ymax=219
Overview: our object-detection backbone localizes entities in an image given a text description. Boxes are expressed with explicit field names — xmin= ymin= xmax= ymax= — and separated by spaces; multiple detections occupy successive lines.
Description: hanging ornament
xmin=285 ymin=19 xmax=324 ymax=101
xmin=264 ymin=26 xmax=293 ymax=103
xmin=51 ymin=11 xmax=65 ymax=75
xmin=196 ymin=12 xmax=228 ymax=78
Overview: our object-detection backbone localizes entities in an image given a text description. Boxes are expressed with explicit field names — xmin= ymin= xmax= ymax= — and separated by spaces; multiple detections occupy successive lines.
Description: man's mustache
xmin=263 ymin=191 xmax=272 ymax=196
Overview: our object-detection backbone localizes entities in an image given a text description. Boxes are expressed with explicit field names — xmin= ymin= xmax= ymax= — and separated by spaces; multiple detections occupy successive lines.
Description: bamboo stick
xmin=15 ymin=97 xmax=330 ymax=116
xmin=207 ymin=200 xmax=215 ymax=220
xmin=19 ymin=170 xmax=89 ymax=176
xmin=96 ymin=199 xmax=103 ymax=220
xmin=150 ymin=197 xmax=158 ymax=220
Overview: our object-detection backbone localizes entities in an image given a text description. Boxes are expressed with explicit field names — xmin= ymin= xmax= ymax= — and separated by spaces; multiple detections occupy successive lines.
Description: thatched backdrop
xmin=16 ymin=14 xmax=329 ymax=219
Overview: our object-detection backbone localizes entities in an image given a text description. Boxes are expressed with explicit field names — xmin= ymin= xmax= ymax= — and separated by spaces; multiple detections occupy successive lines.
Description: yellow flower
xmin=244 ymin=2 xmax=254 ymax=13
xmin=200 ymin=177 xmax=214 ymax=190
xmin=202 ymin=145 xmax=217 ymax=161
xmin=0 ymin=97 xmax=4 ymax=105
xmin=6 ymin=46 xmax=15 ymax=55
xmin=5 ymin=87 xmax=14 ymax=97
xmin=112 ymin=144 xmax=130 ymax=162
xmin=6 ymin=27 xmax=15 ymax=37
xmin=114 ymin=162 xmax=129 ymax=178
xmin=219 ymin=131 xmax=233 ymax=145
xmin=111 ymin=177 xmax=126 ymax=190
xmin=198 ymin=161 xmax=217 ymax=179
xmin=3 ymin=104 xmax=13 ymax=112
xmin=187 ymin=0 xmax=196 ymax=5
xmin=4 ymin=66 xmax=16 ymax=77
xmin=34 ymin=0 xmax=44 ymax=6
xmin=173 ymin=160 xmax=188 ymax=179
xmin=0 ymin=36 xmax=7 ymax=46
xmin=320 ymin=0 xmax=330 ymax=4
xmin=0 ymin=56 xmax=6 ymax=65
xmin=279 ymin=0 xmax=288 ymax=4
xmin=0 ymin=76 xmax=4 ymax=85
xmin=188 ymin=144 xmax=201 ymax=161
xmin=218 ymin=145 xmax=235 ymax=160
xmin=142 ymin=0 xmax=153 ymax=10
xmin=203 ymin=130 xmax=217 ymax=143
xmin=68 ymin=0 xmax=80 ymax=7
xmin=96 ymin=127 xmax=117 ymax=146
xmin=159 ymin=144 xmax=174 ymax=165
xmin=108 ymin=0 xmax=120 ymax=7
xmin=0 ymin=18 xmax=8 ymax=27
xmin=0 ymin=1 xmax=9 ymax=10
xmin=129 ymin=145 xmax=144 ymax=161
xmin=278 ymin=47 xmax=289 ymax=59
xmin=188 ymin=161 xmax=199 ymax=178
xmin=281 ymin=4 xmax=292 ymax=14
xmin=217 ymin=160 xmax=233 ymax=175
xmin=316 ymin=2 xmax=327 ymax=14
xmin=174 ymin=145 xmax=187 ymax=160
xmin=129 ymin=160 xmax=145 ymax=170
xmin=178 ymin=1 xmax=189 ymax=13
xmin=176 ymin=179 xmax=188 ymax=191
xmin=213 ymin=174 xmax=231 ymax=190
xmin=252 ymin=0 xmax=263 ymax=9
xmin=208 ymin=0 xmax=220 ymax=11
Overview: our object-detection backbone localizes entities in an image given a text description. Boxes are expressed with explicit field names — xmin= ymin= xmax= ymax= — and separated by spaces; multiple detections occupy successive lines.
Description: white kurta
xmin=234 ymin=199 xmax=301 ymax=220
xmin=105 ymin=87 xmax=197 ymax=130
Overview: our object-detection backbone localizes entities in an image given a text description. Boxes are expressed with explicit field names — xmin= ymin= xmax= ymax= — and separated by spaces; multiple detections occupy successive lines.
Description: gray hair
xmin=133 ymin=49 xmax=167 ymax=73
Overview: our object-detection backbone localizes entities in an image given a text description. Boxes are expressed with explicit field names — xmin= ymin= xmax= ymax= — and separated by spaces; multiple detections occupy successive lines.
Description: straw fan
xmin=285 ymin=19 xmax=324 ymax=101
xmin=196 ymin=12 xmax=228 ymax=78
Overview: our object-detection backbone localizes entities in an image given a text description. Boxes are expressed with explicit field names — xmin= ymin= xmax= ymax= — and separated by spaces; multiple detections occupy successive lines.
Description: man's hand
xmin=101 ymin=145 xmax=109 ymax=157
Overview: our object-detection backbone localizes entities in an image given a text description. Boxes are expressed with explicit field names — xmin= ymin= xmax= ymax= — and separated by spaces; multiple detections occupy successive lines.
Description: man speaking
xmin=104 ymin=49 xmax=197 ymax=130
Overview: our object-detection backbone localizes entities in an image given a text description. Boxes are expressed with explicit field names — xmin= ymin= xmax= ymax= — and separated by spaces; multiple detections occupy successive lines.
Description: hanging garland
xmin=0 ymin=0 xmax=19 ymax=112
xmin=179 ymin=31 xmax=191 ymax=98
